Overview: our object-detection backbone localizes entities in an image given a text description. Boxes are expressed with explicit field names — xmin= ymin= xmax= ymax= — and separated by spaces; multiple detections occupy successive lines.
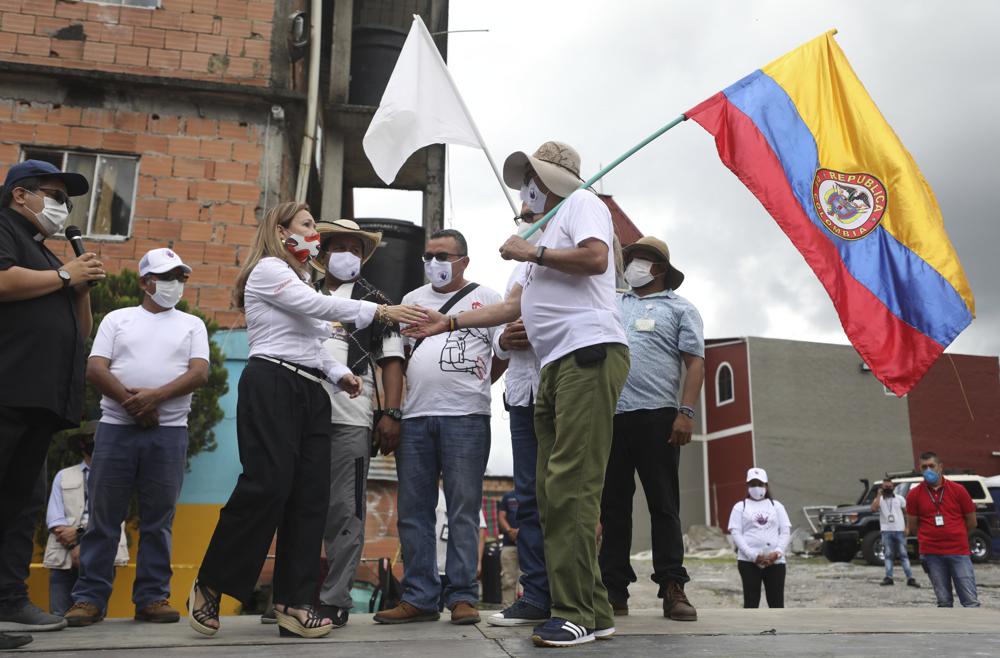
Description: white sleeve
xmin=565 ymin=190 xmax=612 ymax=247
xmin=89 ymin=312 xmax=117 ymax=359
xmin=727 ymin=503 xmax=755 ymax=558
xmin=316 ymin=338 xmax=353 ymax=390
xmin=492 ymin=328 xmax=511 ymax=360
xmin=248 ymin=258 xmax=377 ymax=328
xmin=46 ymin=471 xmax=67 ymax=529
xmin=776 ymin=502 xmax=792 ymax=556
xmin=189 ymin=317 xmax=210 ymax=362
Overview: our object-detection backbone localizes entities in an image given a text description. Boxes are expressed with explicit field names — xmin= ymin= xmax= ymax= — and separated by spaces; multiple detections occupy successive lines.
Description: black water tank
xmin=358 ymin=218 xmax=425 ymax=304
xmin=349 ymin=25 xmax=408 ymax=106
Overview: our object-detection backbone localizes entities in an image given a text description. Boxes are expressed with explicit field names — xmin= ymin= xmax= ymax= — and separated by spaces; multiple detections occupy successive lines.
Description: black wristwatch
xmin=57 ymin=269 xmax=72 ymax=288
xmin=535 ymin=245 xmax=547 ymax=265
xmin=382 ymin=408 xmax=403 ymax=421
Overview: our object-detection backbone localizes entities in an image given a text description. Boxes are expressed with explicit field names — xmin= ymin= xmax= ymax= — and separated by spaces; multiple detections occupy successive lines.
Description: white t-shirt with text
xmin=401 ymin=282 xmax=502 ymax=419
xmin=519 ymin=190 xmax=626 ymax=367
xmin=90 ymin=306 xmax=210 ymax=427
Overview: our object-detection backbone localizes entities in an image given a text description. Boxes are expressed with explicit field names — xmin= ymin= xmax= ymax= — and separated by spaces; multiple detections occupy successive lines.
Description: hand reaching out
xmin=339 ymin=373 xmax=363 ymax=398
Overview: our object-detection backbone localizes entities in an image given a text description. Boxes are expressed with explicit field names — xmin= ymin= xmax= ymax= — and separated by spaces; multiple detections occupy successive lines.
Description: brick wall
xmin=0 ymin=97 xmax=265 ymax=326
xmin=0 ymin=0 xmax=276 ymax=87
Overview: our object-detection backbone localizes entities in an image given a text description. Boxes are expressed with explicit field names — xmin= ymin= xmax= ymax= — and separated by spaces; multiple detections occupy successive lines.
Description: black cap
xmin=3 ymin=159 xmax=89 ymax=197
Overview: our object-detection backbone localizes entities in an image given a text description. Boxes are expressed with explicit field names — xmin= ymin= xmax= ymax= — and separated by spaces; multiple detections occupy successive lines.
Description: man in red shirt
xmin=905 ymin=452 xmax=979 ymax=607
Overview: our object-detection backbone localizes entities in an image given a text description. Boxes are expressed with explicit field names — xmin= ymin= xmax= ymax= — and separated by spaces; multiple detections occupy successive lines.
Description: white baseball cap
xmin=746 ymin=467 xmax=768 ymax=483
xmin=138 ymin=248 xmax=192 ymax=277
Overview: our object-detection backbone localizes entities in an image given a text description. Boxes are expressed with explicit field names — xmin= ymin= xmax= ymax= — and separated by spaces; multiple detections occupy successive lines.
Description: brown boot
xmin=64 ymin=602 xmax=104 ymax=627
xmin=449 ymin=601 xmax=480 ymax=625
xmin=135 ymin=599 xmax=180 ymax=623
xmin=373 ymin=601 xmax=440 ymax=624
xmin=663 ymin=581 xmax=697 ymax=621
xmin=607 ymin=591 xmax=629 ymax=616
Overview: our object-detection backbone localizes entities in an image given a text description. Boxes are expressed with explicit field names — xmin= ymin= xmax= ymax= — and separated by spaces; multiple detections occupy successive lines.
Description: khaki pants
xmin=535 ymin=344 xmax=629 ymax=629
xmin=500 ymin=545 xmax=520 ymax=605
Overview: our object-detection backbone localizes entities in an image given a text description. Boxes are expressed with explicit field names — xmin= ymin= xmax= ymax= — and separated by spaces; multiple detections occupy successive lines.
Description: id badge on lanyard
xmin=928 ymin=486 xmax=946 ymax=527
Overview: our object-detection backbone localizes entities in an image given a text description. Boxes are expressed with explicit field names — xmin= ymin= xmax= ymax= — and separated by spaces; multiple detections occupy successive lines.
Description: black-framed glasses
xmin=37 ymin=187 xmax=73 ymax=212
xmin=422 ymin=251 xmax=466 ymax=263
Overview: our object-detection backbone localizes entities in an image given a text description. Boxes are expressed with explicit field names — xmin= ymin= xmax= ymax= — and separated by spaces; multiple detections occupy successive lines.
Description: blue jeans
xmin=922 ymin=554 xmax=979 ymax=607
xmin=73 ymin=423 xmax=187 ymax=610
xmin=48 ymin=568 xmax=77 ymax=616
xmin=881 ymin=531 xmax=913 ymax=580
xmin=397 ymin=415 xmax=490 ymax=611
xmin=509 ymin=404 xmax=549 ymax=610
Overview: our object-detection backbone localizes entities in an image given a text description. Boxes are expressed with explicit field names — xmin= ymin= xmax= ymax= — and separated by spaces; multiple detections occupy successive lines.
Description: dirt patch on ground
xmin=624 ymin=556 xmax=1000 ymax=610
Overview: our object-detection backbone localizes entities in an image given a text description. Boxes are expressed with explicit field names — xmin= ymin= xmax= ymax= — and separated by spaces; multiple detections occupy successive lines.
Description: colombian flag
xmin=687 ymin=31 xmax=974 ymax=396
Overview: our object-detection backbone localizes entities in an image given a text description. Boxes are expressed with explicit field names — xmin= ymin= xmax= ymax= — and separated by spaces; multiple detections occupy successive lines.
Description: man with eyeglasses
xmin=403 ymin=142 xmax=630 ymax=647
xmin=373 ymin=229 xmax=503 ymax=627
xmin=0 ymin=160 xmax=103 ymax=643
xmin=64 ymin=248 xmax=210 ymax=627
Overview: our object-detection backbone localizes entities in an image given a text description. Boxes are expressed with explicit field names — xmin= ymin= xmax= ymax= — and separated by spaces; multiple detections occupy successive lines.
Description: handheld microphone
xmin=64 ymin=225 xmax=97 ymax=287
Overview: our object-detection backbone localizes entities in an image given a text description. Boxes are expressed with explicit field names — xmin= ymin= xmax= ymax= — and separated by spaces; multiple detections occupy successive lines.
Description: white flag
xmin=362 ymin=15 xmax=482 ymax=185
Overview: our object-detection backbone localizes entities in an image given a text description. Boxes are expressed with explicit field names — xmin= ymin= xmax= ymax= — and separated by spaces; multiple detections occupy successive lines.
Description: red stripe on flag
xmin=688 ymin=92 xmax=942 ymax=395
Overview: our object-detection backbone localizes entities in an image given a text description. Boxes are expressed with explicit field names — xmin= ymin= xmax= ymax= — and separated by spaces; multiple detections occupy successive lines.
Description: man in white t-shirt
xmin=871 ymin=478 xmax=919 ymax=588
xmin=65 ymin=248 xmax=209 ymax=627
xmin=311 ymin=220 xmax=406 ymax=627
xmin=402 ymin=142 xmax=630 ymax=647
xmin=374 ymin=229 xmax=502 ymax=627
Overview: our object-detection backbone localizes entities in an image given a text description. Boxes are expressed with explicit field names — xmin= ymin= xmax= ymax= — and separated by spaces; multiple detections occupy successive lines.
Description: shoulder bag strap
xmin=405 ymin=282 xmax=480 ymax=366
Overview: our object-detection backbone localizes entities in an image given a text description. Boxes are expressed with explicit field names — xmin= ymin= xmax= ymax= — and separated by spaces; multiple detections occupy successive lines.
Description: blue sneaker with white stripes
xmin=531 ymin=617 xmax=595 ymax=647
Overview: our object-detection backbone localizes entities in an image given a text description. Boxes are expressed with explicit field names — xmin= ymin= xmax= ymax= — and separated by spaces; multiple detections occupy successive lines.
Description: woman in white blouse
xmin=188 ymin=202 xmax=424 ymax=639
xmin=727 ymin=467 xmax=791 ymax=609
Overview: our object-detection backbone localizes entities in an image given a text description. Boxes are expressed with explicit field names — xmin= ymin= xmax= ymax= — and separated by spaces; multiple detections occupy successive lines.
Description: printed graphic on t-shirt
xmin=754 ymin=511 xmax=770 ymax=526
xmin=440 ymin=328 xmax=490 ymax=380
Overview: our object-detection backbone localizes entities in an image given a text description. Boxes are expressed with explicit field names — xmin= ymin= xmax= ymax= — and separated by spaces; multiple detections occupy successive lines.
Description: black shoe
xmin=317 ymin=605 xmax=349 ymax=628
xmin=487 ymin=599 xmax=550 ymax=627
xmin=880 ymin=577 xmax=894 ymax=586
xmin=907 ymin=578 xmax=921 ymax=588
xmin=0 ymin=632 xmax=32 ymax=649
xmin=607 ymin=591 xmax=629 ymax=616
xmin=0 ymin=602 xmax=68 ymax=631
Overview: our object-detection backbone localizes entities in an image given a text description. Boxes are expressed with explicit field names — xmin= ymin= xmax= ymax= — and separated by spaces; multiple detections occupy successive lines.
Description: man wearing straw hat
xmin=311 ymin=220 xmax=404 ymax=627
xmin=404 ymin=141 xmax=629 ymax=647
xmin=599 ymin=236 xmax=704 ymax=622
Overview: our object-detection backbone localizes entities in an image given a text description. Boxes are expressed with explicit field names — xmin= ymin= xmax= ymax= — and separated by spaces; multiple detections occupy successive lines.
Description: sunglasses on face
xmin=34 ymin=187 xmax=74 ymax=212
xmin=421 ymin=252 xmax=465 ymax=263
xmin=153 ymin=271 xmax=189 ymax=282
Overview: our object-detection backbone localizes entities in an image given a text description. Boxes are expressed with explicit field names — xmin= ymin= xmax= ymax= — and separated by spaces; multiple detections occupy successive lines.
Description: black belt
xmin=252 ymin=356 xmax=326 ymax=383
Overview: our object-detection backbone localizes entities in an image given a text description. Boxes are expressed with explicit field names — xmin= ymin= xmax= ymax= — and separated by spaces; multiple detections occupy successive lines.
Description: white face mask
xmin=425 ymin=259 xmax=454 ymax=288
xmin=148 ymin=279 xmax=183 ymax=309
xmin=516 ymin=220 xmax=542 ymax=245
xmin=624 ymin=258 xmax=657 ymax=289
xmin=26 ymin=191 xmax=70 ymax=236
xmin=519 ymin=179 xmax=547 ymax=215
xmin=748 ymin=486 xmax=767 ymax=501
xmin=327 ymin=251 xmax=362 ymax=281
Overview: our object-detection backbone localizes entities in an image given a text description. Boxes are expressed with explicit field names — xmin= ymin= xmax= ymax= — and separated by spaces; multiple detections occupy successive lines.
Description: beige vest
xmin=43 ymin=464 xmax=129 ymax=570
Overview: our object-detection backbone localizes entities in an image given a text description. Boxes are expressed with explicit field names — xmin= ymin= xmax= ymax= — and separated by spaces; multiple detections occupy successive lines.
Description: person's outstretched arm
xmin=406 ymin=284 xmax=523 ymax=339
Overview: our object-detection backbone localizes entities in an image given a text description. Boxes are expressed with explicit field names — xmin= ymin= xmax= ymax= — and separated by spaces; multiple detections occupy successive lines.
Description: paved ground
xmin=5 ymin=557 xmax=998 ymax=656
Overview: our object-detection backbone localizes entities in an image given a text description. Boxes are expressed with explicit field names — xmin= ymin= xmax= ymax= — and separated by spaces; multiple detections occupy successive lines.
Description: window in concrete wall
xmin=84 ymin=0 xmax=161 ymax=8
xmin=22 ymin=147 xmax=139 ymax=240
xmin=716 ymin=362 xmax=734 ymax=406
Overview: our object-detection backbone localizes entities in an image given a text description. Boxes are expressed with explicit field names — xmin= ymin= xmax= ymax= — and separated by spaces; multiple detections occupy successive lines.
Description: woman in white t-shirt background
xmin=188 ymin=202 xmax=425 ymax=639
xmin=727 ymin=467 xmax=791 ymax=609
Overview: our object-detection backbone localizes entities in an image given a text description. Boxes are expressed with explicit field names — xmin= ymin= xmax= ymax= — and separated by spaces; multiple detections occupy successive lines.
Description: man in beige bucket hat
xmin=309 ymin=219 xmax=406 ymax=628
xmin=599 ymin=235 xmax=704 ymax=623
xmin=403 ymin=140 xmax=630 ymax=647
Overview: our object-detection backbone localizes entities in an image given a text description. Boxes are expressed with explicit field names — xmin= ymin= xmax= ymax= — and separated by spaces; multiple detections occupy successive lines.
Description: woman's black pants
xmin=737 ymin=560 xmax=786 ymax=608
xmin=198 ymin=358 xmax=333 ymax=605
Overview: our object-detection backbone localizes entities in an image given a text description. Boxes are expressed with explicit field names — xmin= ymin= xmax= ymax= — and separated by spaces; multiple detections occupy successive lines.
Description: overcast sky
xmin=354 ymin=0 xmax=1000 ymax=475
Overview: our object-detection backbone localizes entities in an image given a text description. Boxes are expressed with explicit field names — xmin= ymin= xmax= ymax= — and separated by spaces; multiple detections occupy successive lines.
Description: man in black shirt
xmin=0 ymin=160 xmax=103 ymax=637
